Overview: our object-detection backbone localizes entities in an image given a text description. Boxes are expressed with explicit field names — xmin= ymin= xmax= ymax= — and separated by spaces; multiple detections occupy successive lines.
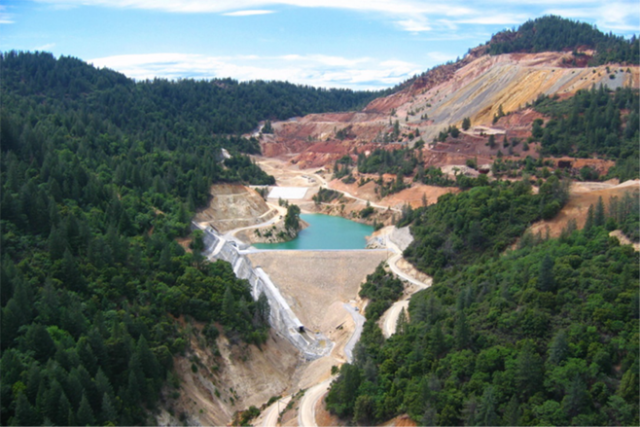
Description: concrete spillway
xmin=195 ymin=223 xmax=333 ymax=361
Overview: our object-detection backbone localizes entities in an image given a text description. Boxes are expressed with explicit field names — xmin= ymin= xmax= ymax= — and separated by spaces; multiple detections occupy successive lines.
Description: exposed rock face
xmin=258 ymin=52 xmax=639 ymax=171
xmin=157 ymin=326 xmax=299 ymax=427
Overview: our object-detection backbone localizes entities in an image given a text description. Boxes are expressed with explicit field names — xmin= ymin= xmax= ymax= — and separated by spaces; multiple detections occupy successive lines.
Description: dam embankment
xmin=196 ymin=223 xmax=333 ymax=361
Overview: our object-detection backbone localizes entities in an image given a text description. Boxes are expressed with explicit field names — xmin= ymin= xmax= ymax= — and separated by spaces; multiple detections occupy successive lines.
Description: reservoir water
xmin=253 ymin=214 xmax=373 ymax=250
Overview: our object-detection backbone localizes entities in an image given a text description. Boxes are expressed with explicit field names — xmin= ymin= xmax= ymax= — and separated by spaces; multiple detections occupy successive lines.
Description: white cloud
xmin=397 ymin=19 xmax=431 ymax=32
xmin=457 ymin=14 xmax=529 ymax=26
xmin=0 ymin=5 xmax=14 ymax=24
xmin=31 ymin=0 xmax=640 ymax=35
xmin=222 ymin=10 xmax=274 ymax=16
xmin=426 ymin=51 xmax=458 ymax=63
xmin=25 ymin=1 xmax=522 ymax=31
xmin=88 ymin=52 xmax=423 ymax=90
xmin=33 ymin=1 xmax=460 ymax=15
xmin=34 ymin=43 xmax=56 ymax=51
xmin=544 ymin=2 xmax=640 ymax=32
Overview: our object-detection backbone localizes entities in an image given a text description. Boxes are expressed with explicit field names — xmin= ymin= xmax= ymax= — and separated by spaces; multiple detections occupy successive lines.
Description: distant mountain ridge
xmin=0 ymin=50 xmax=383 ymax=136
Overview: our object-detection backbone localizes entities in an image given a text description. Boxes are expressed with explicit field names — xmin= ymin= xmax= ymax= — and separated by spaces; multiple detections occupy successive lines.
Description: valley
xmin=168 ymin=148 xmax=638 ymax=426
xmin=2 ymin=15 xmax=638 ymax=427
xmin=170 ymin=157 xmax=433 ymax=426
xmin=167 ymin=45 xmax=640 ymax=422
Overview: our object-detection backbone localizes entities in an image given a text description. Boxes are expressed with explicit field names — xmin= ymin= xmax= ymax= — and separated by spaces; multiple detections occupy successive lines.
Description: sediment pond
xmin=253 ymin=214 xmax=373 ymax=250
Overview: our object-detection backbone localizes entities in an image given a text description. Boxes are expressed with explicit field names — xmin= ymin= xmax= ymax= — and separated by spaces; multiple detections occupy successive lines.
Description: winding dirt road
xmin=382 ymin=299 xmax=410 ymax=338
xmin=297 ymin=379 xmax=333 ymax=427
xmin=260 ymin=396 xmax=291 ymax=427
xmin=381 ymin=236 xmax=432 ymax=338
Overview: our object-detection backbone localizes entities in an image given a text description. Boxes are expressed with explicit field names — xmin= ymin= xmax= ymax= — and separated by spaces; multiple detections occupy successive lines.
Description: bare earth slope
xmin=259 ymin=52 xmax=639 ymax=170
xmin=526 ymin=179 xmax=640 ymax=241
xmin=195 ymin=183 xmax=277 ymax=232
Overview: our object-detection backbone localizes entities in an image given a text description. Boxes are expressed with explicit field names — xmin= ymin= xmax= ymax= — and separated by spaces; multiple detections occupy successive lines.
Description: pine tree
xmin=126 ymin=369 xmax=142 ymax=404
xmin=477 ymin=386 xmax=499 ymax=426
xmin=95 ymin=368 xmax=114 ymax=402
xmin=13 ymin=392 xmax=41 ymax=426
xmin=254 ymin=292 xmax=270 ymax=326
xmin=57 ymin=392 xmax=72 ymax=427
xmin=594 ymin=196 xmax=606 ymax=227
xmin=548 ymin=330 xmax=569 ymax=364
xmin=77 ymin=393 xmax=96 ymax=426
xmin=396 ymin=308 xmax=408 ymax=335
xmin=537 ymin=254 xmax=556 ymax=292
xmin=1 ymin=299 xmax=24 ymax=350
xmin=48 ymin=224 xmax=67 ymax=261
xmin=584 ymin=204 xmax=595 ymax=233
xmin=630 ymin=292 xmax=640 ymax=320
xmin=515 ymin=341 xmax=544 ymax=399
xmin=137 ymin=335 xmax=160 ymax=380
xmin=222 ymin=285 xmax=236 ymax=324
xmin=562 ymin=375 xmax=589 ymax=419
xmin=455 ymin=310 xmax=470 ymax=349
xmin=24 ymin=324 xmax=56 ymax=363
xmin=60 ymin=247 xmax=83 ymax=291
xmin=0 ymin=264 xmax=13 ymax=307
xmin=617 ymin=363 xmax=639 ymax=403
xmin=503 ymin=395 xmax=521 ymax=425
xmin=101 ymin=393 xmax=118 ymax=425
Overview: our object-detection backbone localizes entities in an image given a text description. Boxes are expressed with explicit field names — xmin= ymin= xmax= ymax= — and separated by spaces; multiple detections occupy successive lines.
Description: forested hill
xmin=0 ymin=49 xmax=360 ymax=426
xmin=487 ymin=15 xmax=639 ymax=65
xmin=531 ymin=86 xmax=639 ymax=181
xmin=327 ymin=187 xmax=640 ymax=426
xmin=1 ymin=51 xmax=381 ymax=135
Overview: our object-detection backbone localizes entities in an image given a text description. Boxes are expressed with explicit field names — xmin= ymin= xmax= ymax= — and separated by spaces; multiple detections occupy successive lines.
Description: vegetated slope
xmin=530 ymin=86 xmax=639 ymax=181
xmin=526 ymin=181 xmax=640 ymax=244
xmin=487 ymin=15 xmax=640 ymax=65
xmin=0 ymin=51 xmax=343 ymax=426
xmin=399 ymin=178 xmax=570 ymax=277
xmin=326 ymin=197 xmax=639 ymax=426
xmin=1 ymin=51 xmax=382 ymax=136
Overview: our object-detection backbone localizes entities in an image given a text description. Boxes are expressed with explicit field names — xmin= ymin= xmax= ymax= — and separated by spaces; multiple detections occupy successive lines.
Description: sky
xmin=1 ymin=1 xmax=639 ymax=90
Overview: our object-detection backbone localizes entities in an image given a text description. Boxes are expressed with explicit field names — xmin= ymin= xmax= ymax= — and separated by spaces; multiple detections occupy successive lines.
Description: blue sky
xmin=1 ymin=1 xmax=639 ymax=90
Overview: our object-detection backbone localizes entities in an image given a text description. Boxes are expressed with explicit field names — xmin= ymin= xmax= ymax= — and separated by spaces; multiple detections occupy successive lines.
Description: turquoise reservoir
xmin=253 ymin=214 xmax=373 ymax=250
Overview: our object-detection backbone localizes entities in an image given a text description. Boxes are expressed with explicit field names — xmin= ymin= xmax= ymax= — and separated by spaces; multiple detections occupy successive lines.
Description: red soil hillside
xmin=258 ymin=51 xmax=639 ymax=172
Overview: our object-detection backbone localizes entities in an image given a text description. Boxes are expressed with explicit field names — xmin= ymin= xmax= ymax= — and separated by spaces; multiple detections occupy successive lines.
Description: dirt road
xmin=380 ymin=235 xmax=432 ymax=338
xmin=342 ymin=303 xmax=366 ymax=363
xmin=259 ymin=395 xmax=291 ymax=427
xmin=255 ymin=301 xmax=364 ymax=427
xmin=382 ymin=299 xmax=410 ymax=338
xmin=298 ymin=379 xmax=333 ymax=427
